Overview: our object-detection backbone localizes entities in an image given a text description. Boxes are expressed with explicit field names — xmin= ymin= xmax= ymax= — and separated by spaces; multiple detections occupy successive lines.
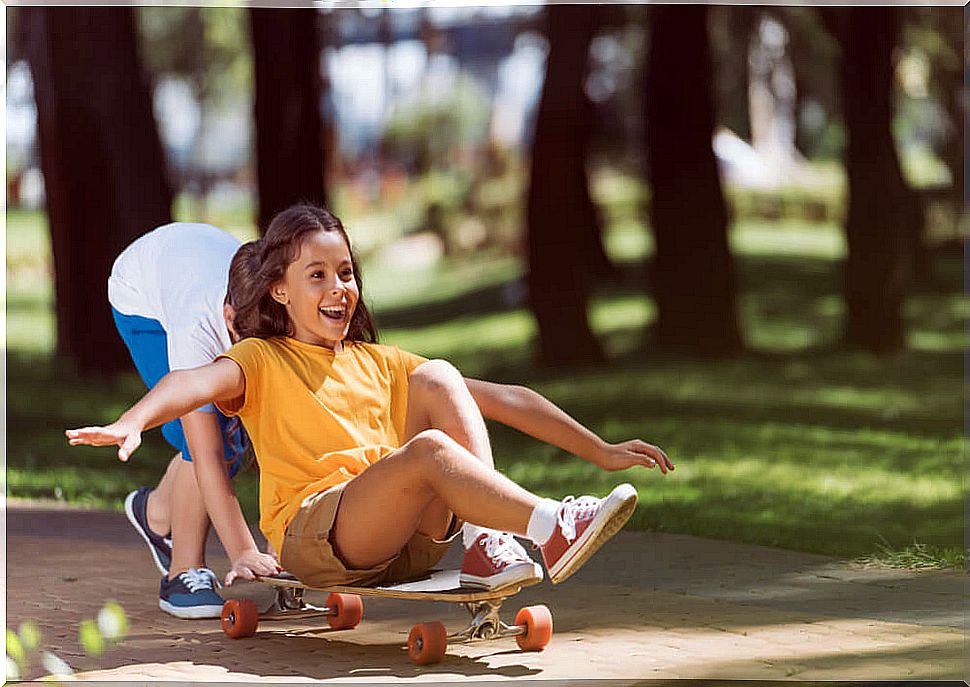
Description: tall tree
xmin=22 ymin=7 xmax=173 ymax=375
xmin=526 ymin=4 xmax=607 ymax=366
xmin=644 ymin=6 xmax=743 ymax=354
xmin=823 ymin=8 xmax=920 ymax=351
xmin=250 ymin=8 xmax=327 ymax=232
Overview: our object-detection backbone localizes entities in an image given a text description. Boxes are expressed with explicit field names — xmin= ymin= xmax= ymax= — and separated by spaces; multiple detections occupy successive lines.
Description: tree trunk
xmin=22 ymin=7 xmax=173 ymax=376
xmin=644 ymin=6 xmax=743 ymax=354
xmin=840 ymin=8 xmax=918 ymax=351
xmin=250 ymin=8 xmax=327 ymax=233
xmin=526 ymin=4 xmax=606 ymax=366
xmin=711 ymin=6 xmax=756 ymax=141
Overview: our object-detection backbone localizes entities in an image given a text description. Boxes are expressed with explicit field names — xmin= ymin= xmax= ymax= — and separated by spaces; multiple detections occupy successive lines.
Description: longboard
xmin=219 ymin=570 xmax=552 ymax=664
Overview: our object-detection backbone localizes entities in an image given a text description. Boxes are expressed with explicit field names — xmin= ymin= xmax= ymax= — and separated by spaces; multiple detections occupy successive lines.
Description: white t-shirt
xmin=109 ymin=222 xmax=239 ymax=377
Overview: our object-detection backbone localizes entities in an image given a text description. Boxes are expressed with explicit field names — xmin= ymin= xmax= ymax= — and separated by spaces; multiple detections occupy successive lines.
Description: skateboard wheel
xmin=221 ymin=599 xmax=259 ymax=639
xmin=407 ymin=622 xmax=447 ymax=665
xmin=514 ymin=605 xmax=552 ymax=651
xmin=325 ymin=593 xmax=363 ymax=630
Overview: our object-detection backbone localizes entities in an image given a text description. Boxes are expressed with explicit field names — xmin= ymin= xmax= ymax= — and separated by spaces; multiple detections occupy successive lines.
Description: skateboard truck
xmin=262 ymin=585 xmax=330 ymax=621
xmin=450 ymin=600 xmax=524 ymax=643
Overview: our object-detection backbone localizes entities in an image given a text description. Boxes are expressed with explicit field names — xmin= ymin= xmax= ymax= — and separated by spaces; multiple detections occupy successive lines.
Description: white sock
xmin=526 ymin=498 xmax=561 ymax=546
xmin=462 ymin=523 xmax=494 ymax=549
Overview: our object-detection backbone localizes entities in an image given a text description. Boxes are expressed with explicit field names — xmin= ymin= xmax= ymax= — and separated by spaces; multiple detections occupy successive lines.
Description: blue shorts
xmin=111 ymin=307 xmax=249 ymax=478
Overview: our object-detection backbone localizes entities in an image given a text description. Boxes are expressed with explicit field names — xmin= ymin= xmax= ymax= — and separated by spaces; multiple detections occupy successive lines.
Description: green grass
xmin=855 ymin=538 xmax=965 ymax=571
xmin=6 ymin=205 xmax=965 ymax=562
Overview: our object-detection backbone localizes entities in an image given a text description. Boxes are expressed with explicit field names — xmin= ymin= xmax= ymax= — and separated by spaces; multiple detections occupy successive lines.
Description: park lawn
xmin=6 ymin=208 xmax=964 ymax=561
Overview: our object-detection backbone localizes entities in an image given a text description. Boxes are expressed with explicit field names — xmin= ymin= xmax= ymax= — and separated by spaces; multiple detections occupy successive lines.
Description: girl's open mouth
xmin=320 ymin=305 xmax=347 ymax=322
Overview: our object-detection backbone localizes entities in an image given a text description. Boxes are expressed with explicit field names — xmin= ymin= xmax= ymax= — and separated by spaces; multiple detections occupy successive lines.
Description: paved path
xmin=5 ymin=500 xmax=965 ymax=682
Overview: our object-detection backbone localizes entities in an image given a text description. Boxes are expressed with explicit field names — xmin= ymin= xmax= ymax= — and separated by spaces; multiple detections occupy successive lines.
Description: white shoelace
xmin=481 ymin=532 xmax=527 ymax=566
xmin=178 ymin=568 xmax=217 ymax=592
xmin=557 ymin=496 xmax=601 ymax=543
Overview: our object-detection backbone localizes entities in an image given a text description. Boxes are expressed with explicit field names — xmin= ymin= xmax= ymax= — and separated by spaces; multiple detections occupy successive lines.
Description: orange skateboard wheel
xmin=221 ymin=599 xmax=259 ymax=638
xmin=514 ymin=605 xmax=553 ymax=651
xmin=325 ymin=593 xmax=364 ymax=630
xmin=407 ymin=621 xmax=447 ymax=665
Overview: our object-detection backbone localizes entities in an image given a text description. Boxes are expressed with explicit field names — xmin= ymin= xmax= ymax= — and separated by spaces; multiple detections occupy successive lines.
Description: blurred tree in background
xmin=709 ymin=6 xmax=757 ymax=142
xmin=250 ymin=8 xmax=328 ymax=232
xmin=823 ymin=8 xmax=922 ymax=352
xmin=643 ymin=5 xmax=742 ymax=355
xmin=21 ymin=7 xmax=172 ymax=376
xmin=526 ymin=4 xmax=608 ymax=366
xmin=902 ymin=7 xmax=964 ymax=242
xmin=138 ymin=6 xmax=252 ymax=220
xmin=776 ymin=7 xmax=841 ymax=160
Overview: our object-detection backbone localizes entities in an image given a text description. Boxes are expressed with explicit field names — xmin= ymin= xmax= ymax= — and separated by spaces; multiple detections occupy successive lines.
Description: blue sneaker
xmin=124 ymin=487 xmax=172 ymax=575
xmin=159 ymin=568 xmax=225 ymax=619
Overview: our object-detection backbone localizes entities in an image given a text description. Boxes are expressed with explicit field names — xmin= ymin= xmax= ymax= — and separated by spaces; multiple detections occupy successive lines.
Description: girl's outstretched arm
xmin=66 ymin=358 xmax=245 ymax=462
xmin=465 ymin=378 xmax=674 ymax=473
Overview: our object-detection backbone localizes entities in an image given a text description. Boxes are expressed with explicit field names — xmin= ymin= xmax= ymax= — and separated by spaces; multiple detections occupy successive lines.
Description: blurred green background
xmin=6 ymin=6 xmax=965 ymax=568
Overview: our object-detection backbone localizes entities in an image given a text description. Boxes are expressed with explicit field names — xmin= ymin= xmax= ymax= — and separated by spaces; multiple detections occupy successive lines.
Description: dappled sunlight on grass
xmin=730 ymin=220 xmax=846 ymax=259
xmin=383 ymin=309 xmax=534 ymax=369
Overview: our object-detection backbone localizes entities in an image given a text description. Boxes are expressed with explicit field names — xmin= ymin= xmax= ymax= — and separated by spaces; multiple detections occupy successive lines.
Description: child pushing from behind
xmin=69 ymin=204 xmax=673 ymax=591
xmin=106 ymin=223 xmax=279 ymax=619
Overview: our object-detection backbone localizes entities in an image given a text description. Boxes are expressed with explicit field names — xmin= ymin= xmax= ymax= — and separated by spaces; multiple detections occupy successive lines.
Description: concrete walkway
xmin=5 ymin=500 xmax=965 ymax=683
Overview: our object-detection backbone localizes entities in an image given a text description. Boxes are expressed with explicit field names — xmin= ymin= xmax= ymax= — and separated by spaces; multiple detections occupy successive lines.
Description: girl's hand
xmin=65 ymin=421 xmax=144 ymax=462
xmin=224 ymin=550 xmax=282 ymax=586
xmin=596 ymin=440 xmax=674 ymax=474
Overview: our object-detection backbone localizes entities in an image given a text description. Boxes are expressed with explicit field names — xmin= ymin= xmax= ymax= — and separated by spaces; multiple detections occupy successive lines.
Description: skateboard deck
xmin=219 ymin=569 xmax=552 ymax=664
xmin=223 ymin=569 xmax=529 ymax=608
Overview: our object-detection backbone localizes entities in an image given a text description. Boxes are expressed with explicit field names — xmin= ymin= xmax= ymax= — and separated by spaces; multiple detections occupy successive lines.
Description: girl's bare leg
xmin=401 ymin=360 xmax=494 ymax=539
xmin=332 ymin=360 xmax=536 ymax=569
xmin=332 ymin=429 xmax=539 ymax=569
xmin=404 ymin=360 xmax=493 ymax=467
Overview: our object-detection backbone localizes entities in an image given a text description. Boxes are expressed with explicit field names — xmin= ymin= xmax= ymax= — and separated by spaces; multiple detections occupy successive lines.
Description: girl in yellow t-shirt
xmin=68 ymin=203 xmax=673 ymax=591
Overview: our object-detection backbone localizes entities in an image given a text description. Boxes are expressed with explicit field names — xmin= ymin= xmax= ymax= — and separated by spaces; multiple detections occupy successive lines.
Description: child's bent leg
xmin=145 ymin=454 xmax=181 ymax=536
xmin=400 ymin=360 xmax=543 ymax=590
xmin=406 ymin=359 xmax=493 ymax=466
xmin=402 ymin=360 xmax=495 ymax=537
xmin=331 ymin=429 xmax=539 ymax=570
xmin=167 ymin=458 xmax=211 ymax=577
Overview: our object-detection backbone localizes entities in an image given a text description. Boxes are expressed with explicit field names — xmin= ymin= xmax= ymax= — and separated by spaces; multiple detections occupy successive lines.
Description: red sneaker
xmin=460 ymin=532 xmax=543 ymax=590
xmin=540 ymin=484 xmax=638 ymax=584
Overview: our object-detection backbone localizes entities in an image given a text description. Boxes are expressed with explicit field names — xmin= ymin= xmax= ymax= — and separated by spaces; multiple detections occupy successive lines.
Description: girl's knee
xmin=410 ymin=359 xmax=463 ymax=393
xmin=407 ymin=429 xmax=467 ymax=470
xmin=409 ymin=428 xmax=453 ymax=453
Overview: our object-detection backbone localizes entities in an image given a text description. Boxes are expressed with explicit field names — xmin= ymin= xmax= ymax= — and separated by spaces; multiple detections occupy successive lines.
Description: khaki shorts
xmin=280 ymin=481 xmax=463 ymax=588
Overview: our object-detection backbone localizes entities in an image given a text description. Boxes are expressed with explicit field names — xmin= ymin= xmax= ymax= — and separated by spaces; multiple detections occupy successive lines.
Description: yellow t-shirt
xmin=215 ymin=337 xmax=427 ymax=554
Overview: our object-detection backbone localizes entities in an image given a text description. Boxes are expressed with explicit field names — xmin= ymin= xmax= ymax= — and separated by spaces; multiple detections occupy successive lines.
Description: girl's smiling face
xmin=270 ymin=229 xmax=359 ymax=349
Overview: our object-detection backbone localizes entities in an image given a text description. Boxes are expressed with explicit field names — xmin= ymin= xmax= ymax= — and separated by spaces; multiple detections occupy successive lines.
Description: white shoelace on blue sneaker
xmin=178 ymin=568 xmax=217 ymax=592
xmin=557 ymin=496 xmax=601 ymax=543
xmin=481 ymin=532 xmax=528 ymax=566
